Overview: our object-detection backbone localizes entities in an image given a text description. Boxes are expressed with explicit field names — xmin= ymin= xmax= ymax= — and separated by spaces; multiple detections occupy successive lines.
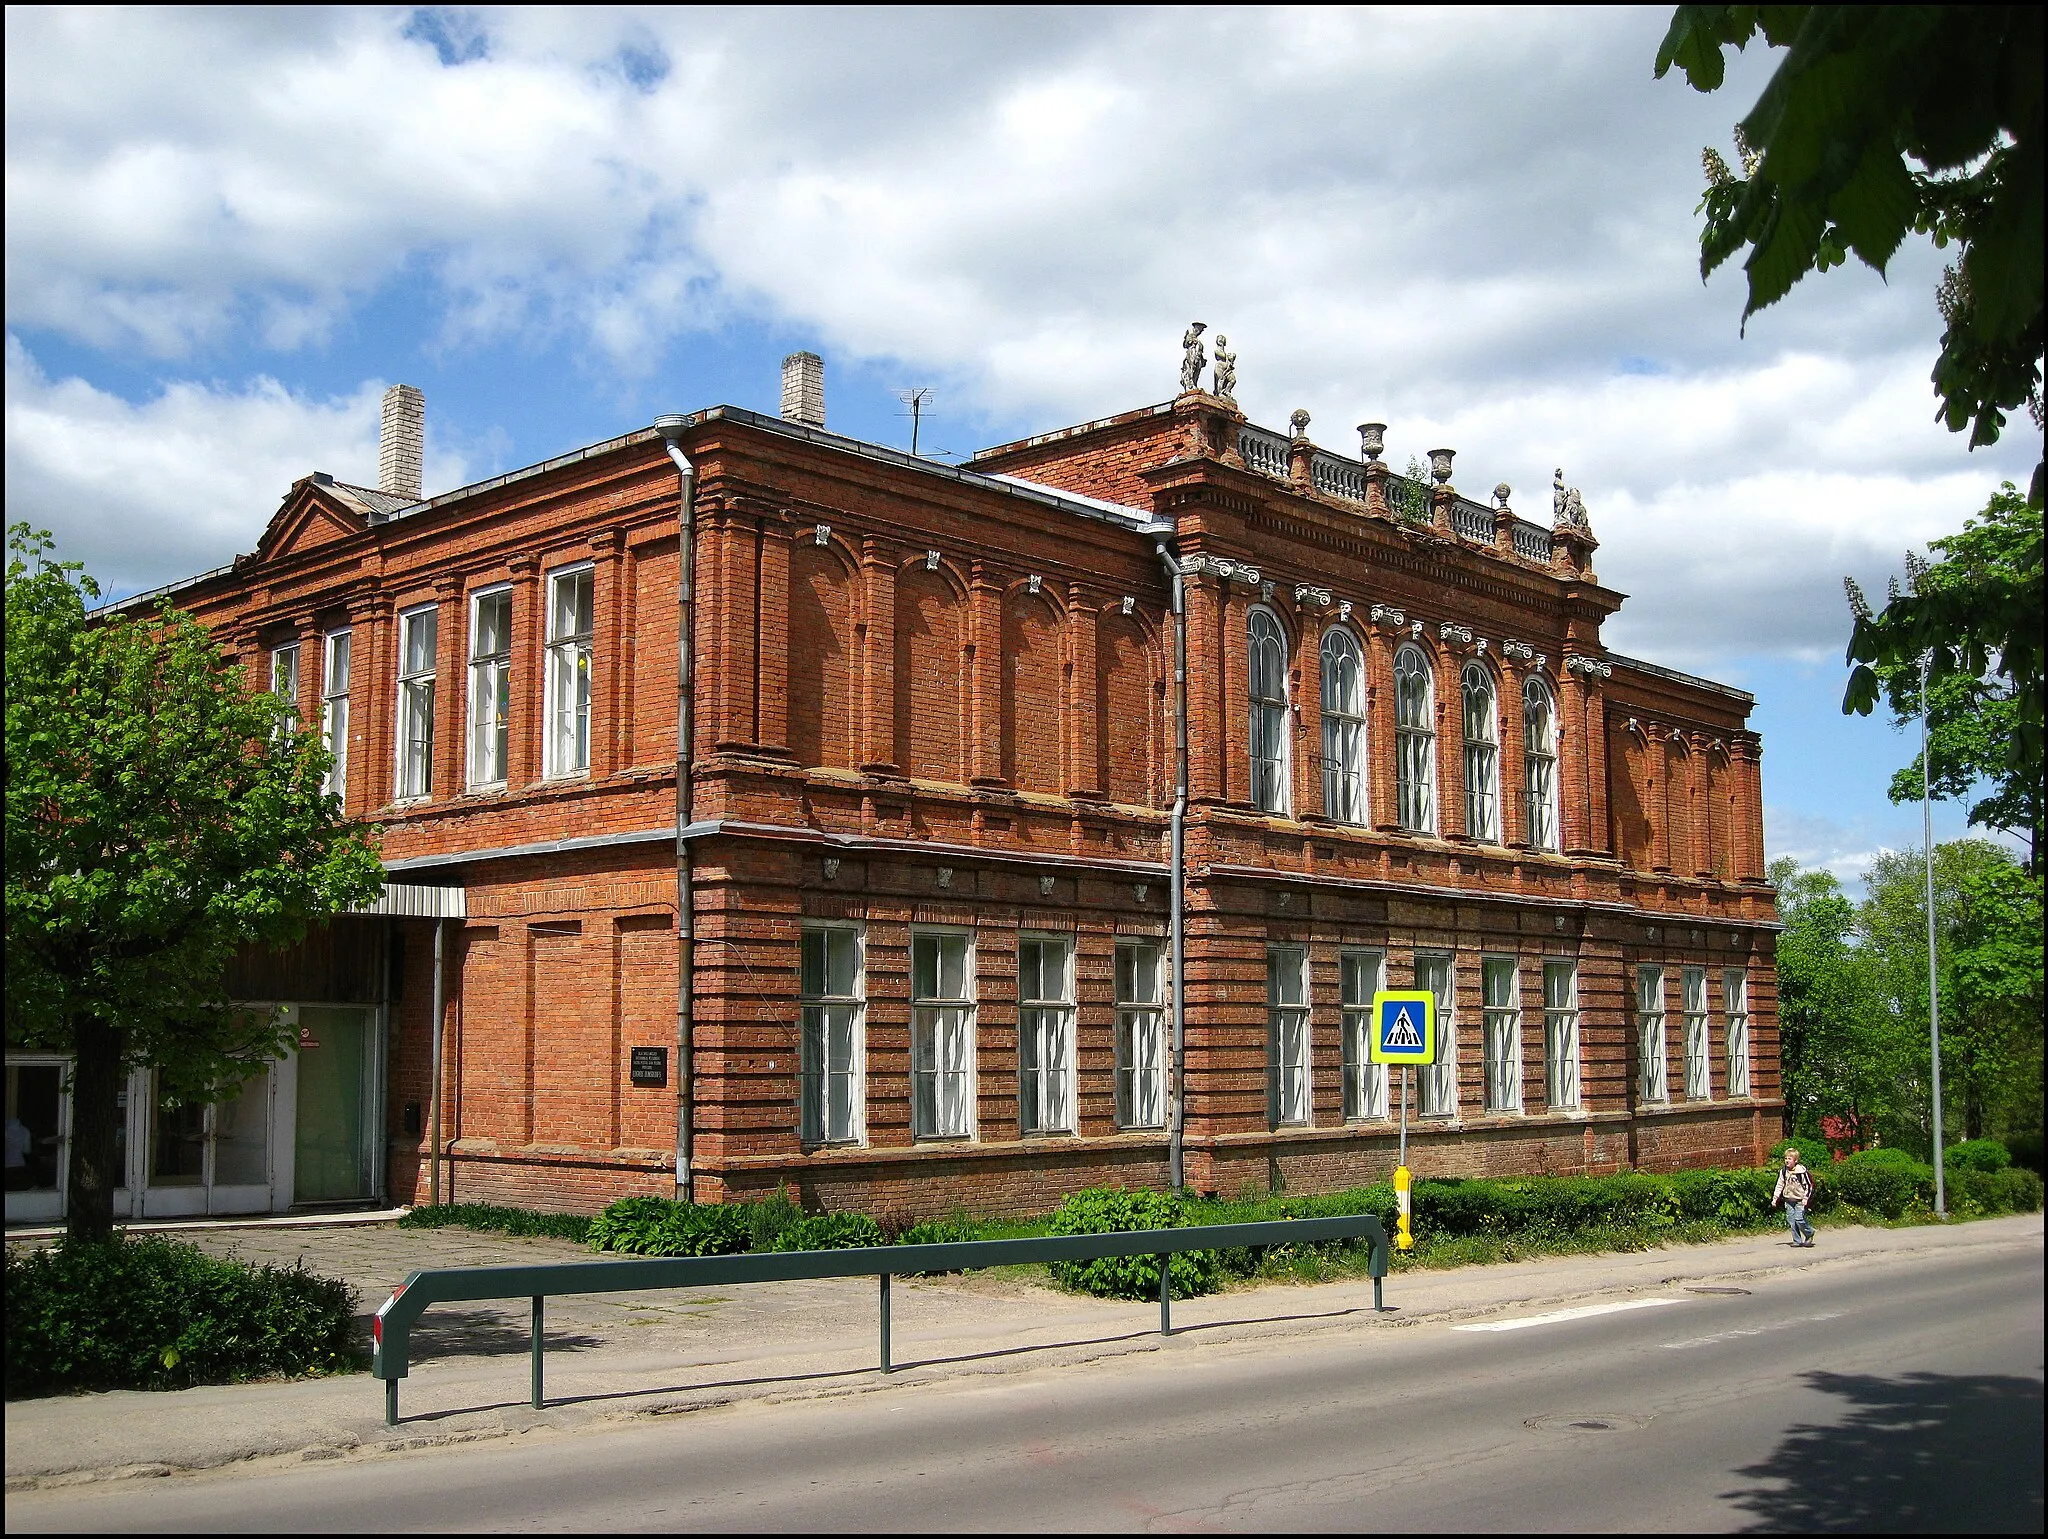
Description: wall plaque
xmin=629 ymin=1047 xmax=668 ymax=1087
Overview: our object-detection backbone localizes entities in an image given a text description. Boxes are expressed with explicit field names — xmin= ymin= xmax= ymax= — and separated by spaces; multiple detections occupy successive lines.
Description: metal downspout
xmin=1156 ymin=542 xmax=1189 ymax=1192
xmin=428 ymin=917 xmax=446 ymax=1206
xmin=656 ymin=420 xmax=698 ymax=1202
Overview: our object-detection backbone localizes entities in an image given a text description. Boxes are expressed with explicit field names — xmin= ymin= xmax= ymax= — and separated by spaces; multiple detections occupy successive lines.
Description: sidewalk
xmin=6 ymin=1211 xmax=2041 ymax=1489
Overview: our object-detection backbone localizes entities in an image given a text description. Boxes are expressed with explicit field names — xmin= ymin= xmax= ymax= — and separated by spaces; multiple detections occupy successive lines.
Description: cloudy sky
xmin=6 ymin=6 xmax=2037 ymax=883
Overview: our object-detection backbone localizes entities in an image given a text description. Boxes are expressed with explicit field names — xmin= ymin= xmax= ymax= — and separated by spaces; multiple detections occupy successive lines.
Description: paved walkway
xmin=6 ymin=1212 xmax=2041 ymax=1489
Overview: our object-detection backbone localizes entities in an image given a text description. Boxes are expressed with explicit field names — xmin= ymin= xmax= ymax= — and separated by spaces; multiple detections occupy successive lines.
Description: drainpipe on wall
xmin=655 ymin=417 xmax=698 ymax=1203
xmin=1155 ymin=541 xmax=1189 ymax=1192
xmin=427 ymin=917 xmax=446 ymax=1206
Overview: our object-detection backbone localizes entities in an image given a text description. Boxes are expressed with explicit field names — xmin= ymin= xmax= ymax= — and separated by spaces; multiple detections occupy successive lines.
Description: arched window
xmin=1463 ymin=662 xmax=1500 ymax=842
xmin=1320 ymin=627 xmax=1366 ymax=823
xmin=1248 ymin=607 xmax=1290 ymax=814
xmin=1523 ymin=675 xmax=1559 ymax=852
xmin=1394 ymin=643 xmax=1435 ymax=832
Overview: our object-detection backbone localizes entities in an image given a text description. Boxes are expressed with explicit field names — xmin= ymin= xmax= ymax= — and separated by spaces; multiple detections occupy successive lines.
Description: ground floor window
xmin=1682 ymin=966 xmax=1712 ymax=1101
xmin=1637 ymin=965 xmax=1669 ymax=1105
xmin=1724 ymin=968 xmax=1751 ymax=1098
xmin=1543 ymin=960 xmax=1580 ymax=1109
xmin=799 ymin=926 xmax=864 ymax=1146
xmin=1115 ymin=940 xmax=1166 ymax=1129
xmin=1482 ymin=956 xmax=1522 ymax=1113
xmin=1018 ymin=935 xmax=1075 ymax=1135
xmin=1269 ymin=946 xmax=1311 ymax=1126
xmin=1341 ymin=949 xmax=1388 ymax=1120
xmin=911 ymin=931 xmax=975 ymax=1139
xmin=1416 ymin=953 xmax=1457 ymax=1116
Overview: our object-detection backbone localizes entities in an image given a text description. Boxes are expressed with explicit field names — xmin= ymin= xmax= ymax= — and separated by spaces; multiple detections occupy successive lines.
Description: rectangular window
xmin=544 ymin=565 xmax=594 ymax=778
xmin=1018 ymin=936 xmax=1076 ymax=1135
xmin=1268 ymin=946 xmax=1310 ymax=1126
xmin=1682 ymin=965 xmax=1712 ymax=1101
xmin=1482 ymin=956 xmax=1522 ymax=1113
xmin=799 ymin=927 xmax=863 ymax=1146
xmin=1637 ymin=964 xmax=1669 ymax=1105
xmin=468 ymin=587 xmax=512 ymax=789
xmin=321 ymin=630 xmax=351 ymax=800
xmin=1417 ymin=953 xmax=1457 ymax=1116
xmin=395 ymin=605 xmax=438 ymax=800
xmin=1723 ymin=967 xmax=1751 ymax=1098
xmin=1341 ymin=948 xmax=1388 ymax=1120
xmin=1543 ymin=960 xmax=1580 ymax=1109
xmin=270 ymin=642 xmax=300 ymax=719
xmin=911 ymin=931 xmax=974 ymax=1139
xmin=1114 ymin=941 xmax=1166 ymax=1129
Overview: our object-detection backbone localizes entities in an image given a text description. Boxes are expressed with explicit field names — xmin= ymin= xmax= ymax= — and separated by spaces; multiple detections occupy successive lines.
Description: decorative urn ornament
xmin=1289 ymin=408 xmax=1311 ymax=438
xmin=1357 ymin=422 xmax=1386 ymax=462
xmin=1427 ymin=448 xmax=1455 ymax=484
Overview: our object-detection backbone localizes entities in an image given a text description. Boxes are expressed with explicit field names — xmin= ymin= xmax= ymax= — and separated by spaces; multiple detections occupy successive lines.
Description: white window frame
xmin=467 ymin=585 xmax=513 ymax=790
xmin=1321 ymin=626 xmax=1367 ymax=823
xmin=1523 ymin=674 xmax=1559 ymax=852
xmin=1637 ymin=964 xmax=1670 ymax=1105
xmin=1682 ymin=965 xmax=1712 ymax=1101
xmin=911 ymin=928 xmax=976 ymax=1140
xmin=321 ymin=630 xmax=351 ymax=801
xmin=1463 ymin=662 xmax=1501 ymax=843
xmin=1543 ymin=959 xmax=1581 ymax=1110
xmin=1481 ymin=955 xmax=1522 ymax=1113
xmin=1395 ymin=644 xmax=1436 ymax=833
xmin=1416 ymin=952 xmax=1457 ymax=1117
xmin=1723 ymin=967 xmax=1751 ymax=1098
xmin=395 ymin=604 xmax=438 ymax=801
xmin=270 ymin=641 xmax=300 ymax=721
xmin=799 ymin=924 xmax=865 ymax=1146
xmin=1341 ymin=947 xmax=1389 ymax=1121
xmin=543 ymin=563 xmax=594 ymax=780
xmin=1017 ymin=934 xmax=1077 ymax=1136
xmin=1268 ymin=944 xmax=1311 ymax=1127
xmin=1114 ymin=940 xmax=1167 ymax=1130
xmin=1248 ymin=606 xmax=1291 ymax=815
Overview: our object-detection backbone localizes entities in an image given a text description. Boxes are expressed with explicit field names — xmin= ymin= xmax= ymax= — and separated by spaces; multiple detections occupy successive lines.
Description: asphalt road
xmin=11 ymin=1239 xmax=2041 ymax=1533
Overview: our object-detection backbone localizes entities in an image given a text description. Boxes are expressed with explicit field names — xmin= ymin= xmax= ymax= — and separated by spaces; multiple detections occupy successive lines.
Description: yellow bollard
xmin=1393 ymin=1164 xmax=1413 ymax=1251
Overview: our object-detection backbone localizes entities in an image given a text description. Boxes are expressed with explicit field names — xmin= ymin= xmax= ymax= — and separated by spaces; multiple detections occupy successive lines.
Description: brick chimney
xmin=780 ymin=352 xmax=824 ymax=429
xmin=379 ymin=383 xmax=425 ymax=500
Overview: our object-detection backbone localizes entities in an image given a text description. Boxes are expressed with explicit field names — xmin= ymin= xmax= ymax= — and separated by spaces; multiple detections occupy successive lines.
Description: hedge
xmin=5 ymin=1236 xmax=360 ymax=1399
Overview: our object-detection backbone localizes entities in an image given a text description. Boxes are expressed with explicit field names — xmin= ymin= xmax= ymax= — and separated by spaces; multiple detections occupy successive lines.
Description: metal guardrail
xmin=371 ymin=1214 xmax=1389 ymax=1425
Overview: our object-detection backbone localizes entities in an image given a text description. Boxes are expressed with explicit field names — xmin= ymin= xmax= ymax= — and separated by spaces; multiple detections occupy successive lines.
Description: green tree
xmin=1770 ymin=856 xmax=1898 ymax=1146
xmin=4 ymin=527 xmax=383 ymax=1241
xmin=1655 ymin=7 xmax=2045 ymax=798
xmin=1859 ymin=484 xmax=2043 ymax=870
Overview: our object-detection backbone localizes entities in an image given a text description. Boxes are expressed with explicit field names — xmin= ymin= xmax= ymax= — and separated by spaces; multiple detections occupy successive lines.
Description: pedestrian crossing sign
xmin=1369 ymin=991 xmax=1438 ymax=1064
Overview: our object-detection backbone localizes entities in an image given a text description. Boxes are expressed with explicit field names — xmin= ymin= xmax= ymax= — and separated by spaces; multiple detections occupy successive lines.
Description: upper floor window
xmin=1321 ymin=627 xmax=1367 ymax=823
xmin=1523 ymin=675 xmax=1559 ymax=852
xmin=321 ymin=630 xmax=351 ymax=801
xmin=395 ymin=605 xmax=438 ymax=801
xmin=270 ymin=642 xmax=300 ymax=719
xmin=1248 ymin=607 xmax=1290 ymax=814
xmin=1394 ymin=644 xmax=1436 ymax=832
xmin=1463 ymin=663 xmax=1500 ymax=842
xmin=468 ymin=587 xmax=512 ymax=790
xmin=1018 ymin=935 xmax=1076 ymax=1136
xmin=545 ymin=565 xmax=594 ymax=779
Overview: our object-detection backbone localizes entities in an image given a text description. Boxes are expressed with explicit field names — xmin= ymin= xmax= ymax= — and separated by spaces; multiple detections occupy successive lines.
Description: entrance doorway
xmin=293 ymin=1005 xmax=374 ymax=1204
xmin=138 ymin=1065 xmax=277 ymax=1218
xmin=5 ymin=1059 xmax=67 ymax=1223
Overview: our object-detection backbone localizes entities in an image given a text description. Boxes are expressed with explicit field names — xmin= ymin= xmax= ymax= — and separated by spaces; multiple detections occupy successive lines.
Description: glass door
xmin=139 ymin=1065 xmax=277 ymax=1217
xmin=5 ymin=1058 xmax=68 ymax=1224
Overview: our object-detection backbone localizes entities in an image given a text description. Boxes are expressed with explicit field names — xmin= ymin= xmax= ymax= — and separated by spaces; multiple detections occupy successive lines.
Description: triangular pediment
xmin=251 ymin=480 xmax=371 ymax=567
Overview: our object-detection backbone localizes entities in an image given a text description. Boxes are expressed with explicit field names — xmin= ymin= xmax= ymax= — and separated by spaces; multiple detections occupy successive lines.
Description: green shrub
xmin=1946 ymin=1139 xmax=2013 ymax=1173
xmin=5 ymin=1236 xmax=360 ymax=1399
xmin=1848 ymin=1145 xmax=1923 ymax=1168
xmin=585 ymin=1196 xmax=751 ymax=1257
xmin=771 ymin=1213 xmax=887 ymax=1251
xmin=1994 ymin=1167 xmax=2044 ymax=1212
xmin=746 ymin=1185 xmax=805 ymax=1252
xmin=400 ymin=1202 xmax=591 ymax=1243
xmin=2004 ymin=1130 xmax=2043 ymax=1173
xmin=1831 ymin=1149 xmax=1934 ymax=1218
xmin=1045 ymin=1187 xmax=1220 ymax=1300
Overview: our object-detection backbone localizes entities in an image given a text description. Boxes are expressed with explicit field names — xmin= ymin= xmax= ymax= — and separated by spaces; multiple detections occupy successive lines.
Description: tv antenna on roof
xmin=895 ymin=387 xmax=934 ymax=457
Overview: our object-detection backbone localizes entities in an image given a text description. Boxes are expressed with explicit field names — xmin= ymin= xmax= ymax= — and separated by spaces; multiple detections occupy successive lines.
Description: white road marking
xmin=1452 ymin=1298 xmax=1686 ymax=1333
xmin=1660 ymin=1311 xmax=1841 ymax=1350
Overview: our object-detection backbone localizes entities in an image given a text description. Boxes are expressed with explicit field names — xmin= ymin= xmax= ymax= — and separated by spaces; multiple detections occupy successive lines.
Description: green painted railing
xmin=372 ymin=1214 xmax=1390 ymax=1425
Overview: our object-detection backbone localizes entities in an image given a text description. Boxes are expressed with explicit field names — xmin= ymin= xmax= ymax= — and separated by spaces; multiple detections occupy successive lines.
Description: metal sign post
xmin=1370 ymin=991 xmax=1439 ymax=1253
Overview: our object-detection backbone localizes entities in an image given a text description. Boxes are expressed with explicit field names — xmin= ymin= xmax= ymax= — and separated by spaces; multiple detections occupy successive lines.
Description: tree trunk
xmin=65 ymin=1016 xmax=128 ymax=1244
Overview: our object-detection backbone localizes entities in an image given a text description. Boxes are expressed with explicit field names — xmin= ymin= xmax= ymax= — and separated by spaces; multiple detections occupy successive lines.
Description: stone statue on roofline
xmin=1551 ymin=468 xmax=1591 ymax=533
xmin=1212 ymin=336 xmax=1237 ymax=402
xmin=1180 ymin=322 xmax=1208 ymax=394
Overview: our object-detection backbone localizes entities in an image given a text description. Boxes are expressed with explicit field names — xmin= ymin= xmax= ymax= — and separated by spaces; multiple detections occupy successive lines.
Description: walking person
xmin=1772 ymin=1146 xmax=1817 ymax=1247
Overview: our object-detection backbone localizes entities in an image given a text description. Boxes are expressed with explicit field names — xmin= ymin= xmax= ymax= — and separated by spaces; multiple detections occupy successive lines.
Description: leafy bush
xmin=2004 ymin=1130 xmax=2042 ymax=1173
xmin=1946 ymin=1139 xmax=2013 ymax=1173
xmin=746 ymin=1186 xmax=805 ymax=1252
xmin=5 ymin=1236 xmax=360 ymax=1399
xmin=1831 ymin=1149 xmax=1934 ymax=1218
xmin=771 ymin=1213 xmax=887 ymax=1251
xmin=1994 ymin=1167 xmax=2044 ymax=1211
xmin=1847 ymin=1146 xmax=1923 ymax=1168
xmin=585 ymin=1197 xmax=751 ymax=1257
xmin=400 ymin=1202 xmax=591 ymax=1243
xmin=1045 ymin=1188 xmax=1221 ymax=1300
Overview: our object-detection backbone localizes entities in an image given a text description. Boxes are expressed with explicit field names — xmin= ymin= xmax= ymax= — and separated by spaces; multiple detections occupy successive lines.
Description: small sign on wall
xmin=629 ymin=1047 xmax=668 ymax=1087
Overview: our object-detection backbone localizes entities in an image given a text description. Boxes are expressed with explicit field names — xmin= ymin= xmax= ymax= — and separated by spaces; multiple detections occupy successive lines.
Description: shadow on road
xmin=1726 ymin=1369 xmax=2044 ymax=1533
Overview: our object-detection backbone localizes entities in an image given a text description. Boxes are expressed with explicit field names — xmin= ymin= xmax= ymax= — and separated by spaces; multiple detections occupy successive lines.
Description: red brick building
xmin=4 ymin=355 xmax=1781 ymax=1224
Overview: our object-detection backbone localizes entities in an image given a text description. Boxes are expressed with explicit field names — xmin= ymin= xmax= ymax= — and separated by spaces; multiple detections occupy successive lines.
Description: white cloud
xmin=3 ymin=338 xmax=468 ymax=597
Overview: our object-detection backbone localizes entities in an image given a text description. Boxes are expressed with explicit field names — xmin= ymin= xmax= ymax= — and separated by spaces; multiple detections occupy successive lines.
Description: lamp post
xmin=1921 ymin=650 xmax=1946 ymax=1216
